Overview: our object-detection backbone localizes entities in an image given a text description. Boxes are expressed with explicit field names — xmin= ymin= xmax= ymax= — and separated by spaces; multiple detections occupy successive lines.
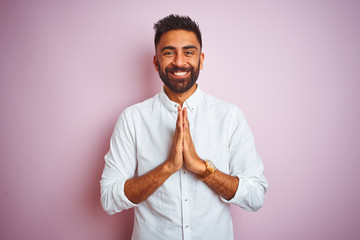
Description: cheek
xmin=158 ymin=60 xmax=171 ymax=72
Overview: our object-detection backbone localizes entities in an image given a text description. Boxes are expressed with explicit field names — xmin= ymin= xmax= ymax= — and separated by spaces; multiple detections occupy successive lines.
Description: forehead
xmin=157 ymin=30 xmax=200 ymax=50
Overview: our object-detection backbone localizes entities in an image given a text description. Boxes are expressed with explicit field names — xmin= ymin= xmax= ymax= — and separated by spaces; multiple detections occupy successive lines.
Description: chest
xmin=135 ymin=108 xmax=233 ymax=175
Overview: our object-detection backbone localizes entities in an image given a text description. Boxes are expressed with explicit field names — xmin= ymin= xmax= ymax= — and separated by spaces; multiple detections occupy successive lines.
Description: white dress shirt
xmin=100 ymin=86 xmax=268 ymax=240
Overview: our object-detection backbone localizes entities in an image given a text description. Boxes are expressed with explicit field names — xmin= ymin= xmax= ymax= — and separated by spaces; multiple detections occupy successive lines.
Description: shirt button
xmin=185 ymin=199 xmax=188 ymax=201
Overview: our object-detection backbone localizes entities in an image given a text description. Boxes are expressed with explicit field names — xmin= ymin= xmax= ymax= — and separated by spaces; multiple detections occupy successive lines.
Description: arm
xmin=181 ymin=107 xmax=239 ymax=200
xmin=124 ymin=107 xmax=184 ymax=203
xmin=201 ymin=170 xmax=239 ymax=201
xmin=182 ymin=107 xmax=268 ymax=211
xmin=124 ymin=161 xmax=177 ymax=204
xmin=225 ymin=108 xmax=268 ymax=211
xmin=101 ymin=110 xmax=138 ymax=215
xmin=120 ymin=107 xmax=184 ymax=205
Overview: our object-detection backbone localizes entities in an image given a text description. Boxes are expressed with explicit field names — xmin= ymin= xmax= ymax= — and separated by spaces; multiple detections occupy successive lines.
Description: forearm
xmin=124 ymin=161 xmax=176 ymax=204
xmin=202 ymin=170 xmax=239 ymax=201
xmin=125 ymin=107 xmax=185 ymax=205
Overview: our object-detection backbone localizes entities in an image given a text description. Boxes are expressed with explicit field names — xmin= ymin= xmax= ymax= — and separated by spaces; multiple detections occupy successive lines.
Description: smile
xmin=173 ymin=71 xmax=188 ymax=76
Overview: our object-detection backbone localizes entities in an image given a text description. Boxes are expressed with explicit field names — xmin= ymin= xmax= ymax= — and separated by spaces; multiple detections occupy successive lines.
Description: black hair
xmin=153 ymin=14 xmax=202 ymax=49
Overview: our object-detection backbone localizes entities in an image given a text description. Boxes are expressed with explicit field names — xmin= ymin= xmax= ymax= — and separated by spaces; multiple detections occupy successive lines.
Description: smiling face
xmin=153 ymin=30 xmax=204 ymax=94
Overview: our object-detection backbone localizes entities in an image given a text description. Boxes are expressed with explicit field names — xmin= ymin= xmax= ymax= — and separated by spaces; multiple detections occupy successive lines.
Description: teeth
xmin=173 ymin=72 xmax=187 ymax=76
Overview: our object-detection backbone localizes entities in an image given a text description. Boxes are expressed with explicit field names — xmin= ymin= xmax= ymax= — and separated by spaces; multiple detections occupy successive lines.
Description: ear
xmin=199 ymin=52 xmax=205 ymax=70
xmin=153 ymin=55 xmax=159 ymax=72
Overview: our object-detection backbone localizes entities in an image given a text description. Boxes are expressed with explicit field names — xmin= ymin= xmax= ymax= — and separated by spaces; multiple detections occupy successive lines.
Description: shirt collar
xmin=159 ymin=85 xmax=204 ymax=113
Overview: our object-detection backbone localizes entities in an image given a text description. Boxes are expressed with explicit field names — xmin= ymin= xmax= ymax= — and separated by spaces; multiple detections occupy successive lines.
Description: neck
xmin=164 ymin=84 xmax=197 ymax=106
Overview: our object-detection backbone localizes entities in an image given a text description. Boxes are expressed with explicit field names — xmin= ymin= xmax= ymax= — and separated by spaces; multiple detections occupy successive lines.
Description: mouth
xmin=172 ymin=71 xmax=189 ymax=76
xmin=165 ymin=66 xmax=193 ymax=79
xmin=169 ymin=70 xmax=190 ymax=79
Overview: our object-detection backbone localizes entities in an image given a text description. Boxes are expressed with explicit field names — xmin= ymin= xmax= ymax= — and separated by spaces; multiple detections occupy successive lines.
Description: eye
xmin=164 ymin=51 xmax=174 ymax=56
xmin=185 ymin=51 xmax=194 ymax=56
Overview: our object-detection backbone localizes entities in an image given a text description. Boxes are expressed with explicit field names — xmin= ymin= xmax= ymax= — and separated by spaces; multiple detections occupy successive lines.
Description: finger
xmin=171 ymin=106 xmax=180 ymax=141
xmin=178 ymin=106 xmax=183 ymax=130
xmin=183 ymin=107 xmax=189 ymax=130
xmin=182 ymin=109 xmax=191 ymax=149
xmin=175 ymin=106 xmax=183 ymax=144
xmin=176 ymin=106 xmax=182 ymax=129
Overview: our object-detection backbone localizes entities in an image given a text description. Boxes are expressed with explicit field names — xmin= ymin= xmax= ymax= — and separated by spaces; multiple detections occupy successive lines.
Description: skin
xmin=155 ymin=30 xmax=203 ymax=96
xmin=124 ymin=30 xmax=239 ymax=204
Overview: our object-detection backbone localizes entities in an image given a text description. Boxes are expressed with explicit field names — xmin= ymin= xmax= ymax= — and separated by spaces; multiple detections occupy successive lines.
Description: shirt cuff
xmin=220 ymin=175 xmax=248 ymax=205
xmin=113 ymin=178 xmax=139 ymax=211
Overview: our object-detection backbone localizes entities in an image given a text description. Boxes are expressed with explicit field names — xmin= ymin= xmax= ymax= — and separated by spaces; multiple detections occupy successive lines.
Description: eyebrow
xmin=183 ymin=45 xmax=198 ymax=50
xmin=160 ymin=45 xmax=198 ymax=52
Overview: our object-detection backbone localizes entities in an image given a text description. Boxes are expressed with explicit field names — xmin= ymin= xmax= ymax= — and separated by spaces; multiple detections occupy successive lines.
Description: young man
xmin=101 ymin=14 xmax=268 ymax=240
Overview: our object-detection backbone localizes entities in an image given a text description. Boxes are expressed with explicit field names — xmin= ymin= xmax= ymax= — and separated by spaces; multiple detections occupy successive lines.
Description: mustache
xmin=165 ymin=66 xmax=194 ymax=73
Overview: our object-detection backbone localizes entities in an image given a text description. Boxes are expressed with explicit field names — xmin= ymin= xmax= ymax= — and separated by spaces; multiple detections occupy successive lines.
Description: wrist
xmin=194 ymin=157 xmax=206 ymax=175
xmin=163 ymin=159 xmax=181 ymax=175
xmin=198 ymin=159 xmax=216 ymax=181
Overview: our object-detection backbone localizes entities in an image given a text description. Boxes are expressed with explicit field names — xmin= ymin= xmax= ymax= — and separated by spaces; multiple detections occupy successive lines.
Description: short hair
xmin=153 ymin=14 xmax=202 ymax=49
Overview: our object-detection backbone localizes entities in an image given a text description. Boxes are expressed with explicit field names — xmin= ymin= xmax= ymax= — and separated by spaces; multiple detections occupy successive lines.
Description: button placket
xmin=180 ymin=168 xmax=190 ymax=239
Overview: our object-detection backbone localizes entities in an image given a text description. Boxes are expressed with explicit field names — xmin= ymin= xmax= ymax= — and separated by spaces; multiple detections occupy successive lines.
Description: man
xmin=100 ymin=14 xmax=268 ymax=240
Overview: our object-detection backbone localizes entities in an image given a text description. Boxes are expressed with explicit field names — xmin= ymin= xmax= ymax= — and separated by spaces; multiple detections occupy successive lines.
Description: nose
xmin=172 ymin=53 xmax=186 ymax=67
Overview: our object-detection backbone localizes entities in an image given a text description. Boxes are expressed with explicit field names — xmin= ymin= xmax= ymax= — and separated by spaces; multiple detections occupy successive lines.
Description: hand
xmin=165 ymin=106 xmax=184 ymax=172
xmin=182 ymin=107 xmax=206 ymax=175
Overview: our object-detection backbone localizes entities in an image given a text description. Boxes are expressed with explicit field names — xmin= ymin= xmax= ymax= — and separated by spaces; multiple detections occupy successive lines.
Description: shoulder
xmin=123 ymin=93 xmax=160 ymax=116
xmin=114 ymin=93 xmax=160 ymax=127
xmin=202 ymin=92 xmax=243 ymax=117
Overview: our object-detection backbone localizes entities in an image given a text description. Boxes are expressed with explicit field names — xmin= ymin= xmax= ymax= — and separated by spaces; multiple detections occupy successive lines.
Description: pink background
xmin=1 ymin=1 xmax=360 ymax=239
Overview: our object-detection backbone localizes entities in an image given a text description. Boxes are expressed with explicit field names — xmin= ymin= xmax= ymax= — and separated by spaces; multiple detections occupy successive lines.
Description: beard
xmin=157 ymin=60 xmax=200 ymax=93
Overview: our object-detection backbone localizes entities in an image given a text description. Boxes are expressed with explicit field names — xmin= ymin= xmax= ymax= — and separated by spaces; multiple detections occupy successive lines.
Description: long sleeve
xmin=99 ymin=88 xmax=268 ymax=239
xmin=221 ymin=108 xmax=268 ymax=211
xmin=100 ymin=110 xmax=139 ymax=215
